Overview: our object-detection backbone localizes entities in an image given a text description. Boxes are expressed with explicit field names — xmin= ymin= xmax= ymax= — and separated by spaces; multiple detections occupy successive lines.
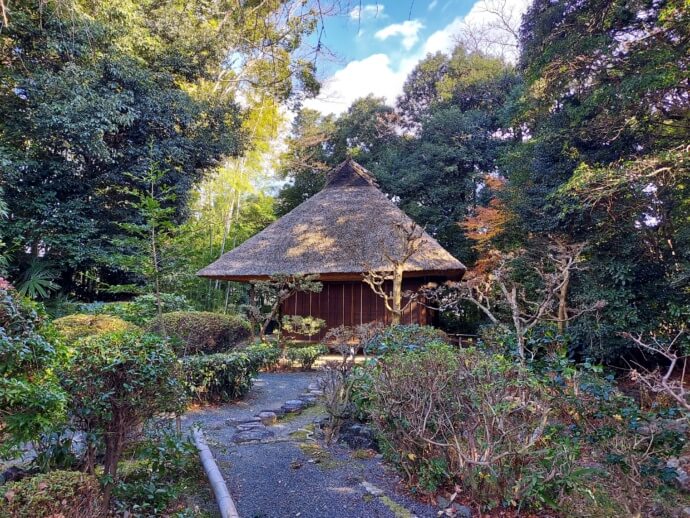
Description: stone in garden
xmin=258 ymin=411 xmax=277 ymax=425
xmin=308 ymin=389 xmax=324 ymax=396
xmin=226 ymin=416 xmax=261 ymax=426
xmin=451 ymin=503 xmax=472 ymax=518
xmin=361 ymin=481 xmax=384 ymax=497
xmin=339 ymin=422 xmax=377 ymax=450
xmin=308 ymin=383 xmax=320 ymax=391
xmin=237 ymin=422 xmax=266 ymax=431
xmin=282 ymin=399 xmax=306 ymax=413
xmin=232 ymin=428 xmax=275 ymax=443
xmin=436 ymin=496 xmax=449 ymax=509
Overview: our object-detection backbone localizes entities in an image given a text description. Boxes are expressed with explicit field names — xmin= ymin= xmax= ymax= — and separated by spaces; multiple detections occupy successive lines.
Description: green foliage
xmin=113 ymin=427 xmax=199 ymax=516
xmin=181 ymin=343 xmax=281 ymax=402
xmin=79 ymin=293 xmax=194 ymax=326
xmin=366 ymin=324 xmax=448 ymax=356
xmin=53 ymin=313 xmax=138 ymax=344
xmin=0 ymin=279 xmax=66 ymax=453
xmin=60 ymin=330 xmax=185 ymax=500
xmin=281 ymin=315 xmax=326 ymax=339
xmin=0 ymin=0 xmax=320 ymax=299
xmin=181 ymin=352 xmax=256 ymax=403
xmin=243 ymin=342 xmax=282 ymax=371
xmin=0 ymin=470 xmax=103 ymax=518
xmin=149 ymin=311 xmax=251 ymax=356
xmin=286 ymin=344 xmax=328 ymax=370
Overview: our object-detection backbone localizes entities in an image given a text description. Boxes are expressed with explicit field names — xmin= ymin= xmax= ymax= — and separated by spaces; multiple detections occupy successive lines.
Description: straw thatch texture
xmin=197 ymin=159 xmax=466 ymax=281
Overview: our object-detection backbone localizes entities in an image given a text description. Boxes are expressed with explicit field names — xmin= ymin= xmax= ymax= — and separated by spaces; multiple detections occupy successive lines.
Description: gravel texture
xmin=183 ymin=372 xmax=437 ymax=518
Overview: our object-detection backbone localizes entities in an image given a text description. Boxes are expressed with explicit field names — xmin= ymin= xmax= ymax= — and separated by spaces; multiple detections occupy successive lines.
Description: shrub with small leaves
xmin=60 ymin=330 xmax=185 ymax=505
xmin=244 ymin=342 xmax=282 ymax=371
xmin=113 ymin=427 xmax=199 ymax=516
xmin=182 ymin=352 xmax=255 ymax=402
xmin=286 ymin=343 xmax=327 ymax=370
xmin=0 ymin=469 xmax=103 ymax=518
xmin=0 ymin=279 xmax=66 ymax=453
xmin=366 ymin=324 xmax=448 ymax=356
xmin=53 ymin=313 xmax=138 ymax=343
xmin=149 ymin=311 xmax=251 ymax=356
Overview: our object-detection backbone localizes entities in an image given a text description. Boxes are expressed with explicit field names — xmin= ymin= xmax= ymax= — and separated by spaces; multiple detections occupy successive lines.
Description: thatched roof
xmin=197 ymin=159 xmax=466 ymax=281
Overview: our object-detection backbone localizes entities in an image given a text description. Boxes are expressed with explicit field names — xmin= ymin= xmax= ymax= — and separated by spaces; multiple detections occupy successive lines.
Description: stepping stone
xmin=226 ymin=416 xmax=261 ymax=426
xmin=308 ymin=389 xmax=324 ymax=396
xmin=308 ymin=383 xmax=320 ymax=391
xmin=258 ymin=411 xmax=277 ymax=425
xmin=361 ymin=481 xmax=384 ymax=497
xmin=237 ymin=422 xmax=266 ymax=431
xmin=232 ymin=428 xmax=275 ymax=443
xmin=282 ymin=399 xmax=306 ymax=413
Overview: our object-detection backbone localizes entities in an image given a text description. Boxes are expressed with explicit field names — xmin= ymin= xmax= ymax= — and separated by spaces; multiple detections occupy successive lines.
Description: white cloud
xmin=375 ymin=20 xmax=424 ymax=50
xmin=305 ymin=0 xmax=531 ymax=115
xmin=303 ymin=54 xmax=414 ymax=115
xmin=349 ymin=3 xmax=386 ymax=20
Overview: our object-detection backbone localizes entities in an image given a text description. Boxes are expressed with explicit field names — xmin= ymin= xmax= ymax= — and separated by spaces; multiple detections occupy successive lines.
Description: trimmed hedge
xmin=181 ymin=344 xmax=280 ymax=402
xmin=0 ymin=470 xmax=102 ymax=518
xmin=53 ymin=313 xmax=138 ymax=343
xmin=149 ymin=311 xmax=251 ymax=356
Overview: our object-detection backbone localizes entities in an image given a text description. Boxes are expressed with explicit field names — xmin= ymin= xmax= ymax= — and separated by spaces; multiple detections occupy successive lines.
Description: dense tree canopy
xmin=0 ymin=0 xmax=320 ymax=299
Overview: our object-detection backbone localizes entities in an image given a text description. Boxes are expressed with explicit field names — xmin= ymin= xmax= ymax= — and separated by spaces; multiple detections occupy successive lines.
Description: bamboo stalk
xmin=192 ymin=427 xmax=240 ymax=518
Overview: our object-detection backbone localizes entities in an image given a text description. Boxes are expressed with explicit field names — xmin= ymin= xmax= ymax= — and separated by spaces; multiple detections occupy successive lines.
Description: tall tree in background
xmin=502 ymin=0 xmax=690 ymax=361
xmin=0 ymin=0 xmax=323 ymax=300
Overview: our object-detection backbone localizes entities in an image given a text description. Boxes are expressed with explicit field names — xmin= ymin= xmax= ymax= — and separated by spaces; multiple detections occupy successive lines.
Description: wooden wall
xmin=280 ymin=279 xmax=433 ymax=342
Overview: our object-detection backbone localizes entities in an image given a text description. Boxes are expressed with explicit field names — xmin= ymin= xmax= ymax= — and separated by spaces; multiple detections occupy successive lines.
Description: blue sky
xmin=303 ymin=0 xmax=529 ymax=114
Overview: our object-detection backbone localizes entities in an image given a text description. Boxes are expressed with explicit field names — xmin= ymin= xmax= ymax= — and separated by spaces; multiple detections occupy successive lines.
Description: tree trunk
xmin=557 ymin=269 xmax=570 ymax=334
xmin=102 ymin=419 xmax=126 ymax=508
xmin=391 ymin=265 xmax=403 ymax=325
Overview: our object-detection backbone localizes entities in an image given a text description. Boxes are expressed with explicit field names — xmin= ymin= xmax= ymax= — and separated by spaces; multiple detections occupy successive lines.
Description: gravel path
xmin=182 ymin=372 xmax=437 ymax=518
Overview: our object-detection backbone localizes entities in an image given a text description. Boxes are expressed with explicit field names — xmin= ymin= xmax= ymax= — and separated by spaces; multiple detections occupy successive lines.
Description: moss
xmin=379 ymin=496 xmax=414 ymax=518
xmin=352 ymin=448 xmax=376 ymax=459
xmin=278 ymin=404 xmax=326 ymax=423
xmin=298 ymin=442 xmax=341 ymax=469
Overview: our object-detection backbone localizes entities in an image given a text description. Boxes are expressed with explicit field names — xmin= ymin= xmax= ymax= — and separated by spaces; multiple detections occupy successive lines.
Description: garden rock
xmin=232 ymin=427 xmax=275 ymax=443
xmin=282 ymin=399 xmax=306 ymax=413
xmin=667 ymin=456 xmax=690 ymax=491
xmin=227 ymin=416 xmax=261 ymax=426
xmin=361 ymin=481 xmax=384 ymax=497
xmin=451 ymin=503 xmax=472 ymax=518
xmin=258 ymin=411 xmax=278 ymax=425
xmin=339 ymin=422 xmax=377 ymax=450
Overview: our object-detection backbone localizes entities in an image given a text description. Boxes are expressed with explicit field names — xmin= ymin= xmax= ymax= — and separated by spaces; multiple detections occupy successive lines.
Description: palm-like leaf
xmin=17 ymin=261 xmax=59 ymax=299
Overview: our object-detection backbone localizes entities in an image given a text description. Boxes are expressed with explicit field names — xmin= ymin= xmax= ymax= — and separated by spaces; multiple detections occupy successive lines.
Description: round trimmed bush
xmin=149 ymin=311 xmax=251 ymax=356
xmin=53 ymin=313 xmax=138 ymax=343
xmin=0 ymin=470 xmax=102 ymax=517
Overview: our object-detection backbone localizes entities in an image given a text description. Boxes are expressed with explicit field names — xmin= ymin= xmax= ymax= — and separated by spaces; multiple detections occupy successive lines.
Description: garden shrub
xmin=53 ymin=313 xmax=138 ymax=343
xmin=182 ymin=343 xmax=283 ymax=403
xmin=286 ymin=343 xmax=327 ymax=370
xmin=78 ymin=293 xmax=193 ymax=326
xmin=182 ymin=352 xmax=255 ymax=402
xmin=366 ymin=345 xmax=568 ymax=507
xmin=0 ymin=469 xmax=102 ymax=518
xmin=244 ymin=342 xmax=282 ymax=371
xmin=113 ymin=427 xmax=199 ymax=516
xmin=149 ymin=311 xmax=251 ymax=355
xmin=366 ymin=324 xmax=448 ymax=355
xmin=0 ymin=278 xmax=66 ymax=453
xmin=60 ymin=330 xmax=185 ymax=504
